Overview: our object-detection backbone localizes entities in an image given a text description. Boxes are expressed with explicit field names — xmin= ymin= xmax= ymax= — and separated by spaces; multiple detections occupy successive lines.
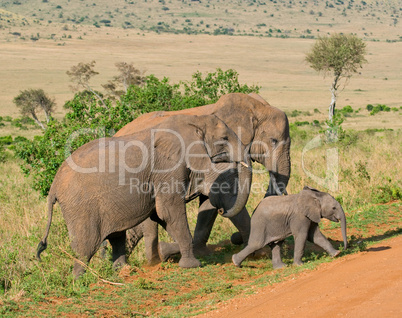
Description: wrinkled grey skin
xmin=126 ymin=163 xmax=252 ymax=264
xmin=120 ymin=93 xmax=291 ymax=263
xmin=36 ymin=115 xmax=251 ymax=278
xmin=232 ymin=186 xmax=348 ymax=268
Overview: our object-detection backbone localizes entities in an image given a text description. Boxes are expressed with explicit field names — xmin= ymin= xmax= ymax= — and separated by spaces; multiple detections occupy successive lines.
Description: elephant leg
xmin=69 ymin=227 xmax=101 ymax=279
xmin=142 ymin=217 xmax=161 ymax=265
xmin=232 ymin=240 xmax=265 ymax=267
xmin=292 ymin=229 xmax=309 ymax=266
xmin=192 ymin=198 xmax=218 ymax=256
xmin=307 ymin=223 xmax=340 ymax=257
xmin=156 ymin=195 xmax=200 ymax=268
xmin=126 ymin=224 xmax=145 ymax=256
xmin=232 ymin=222 xmax=267 ymax=267
xmin=148 ymin=212 xmax=182 ymax=263
xmin=228 ymin=207 xmax=251 ymax=246
xmin=108 ymin=231 xmax=127 ymax=269
xmin=290 ymin=218 xmax=311 ymax=266
xmin=269 ymin=241 xmax=286 ymax=269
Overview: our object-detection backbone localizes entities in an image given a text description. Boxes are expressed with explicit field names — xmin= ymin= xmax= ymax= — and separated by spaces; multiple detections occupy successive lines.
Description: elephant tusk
xmin=217 ymin=208 xmax=226 ymax=216
xmin=240 ymin=161 xmax=249 ymax=168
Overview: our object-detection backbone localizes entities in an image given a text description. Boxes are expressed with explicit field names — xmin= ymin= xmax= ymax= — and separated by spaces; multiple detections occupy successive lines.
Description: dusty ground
xmin=198 ymin=235 xmax=402 ymax=318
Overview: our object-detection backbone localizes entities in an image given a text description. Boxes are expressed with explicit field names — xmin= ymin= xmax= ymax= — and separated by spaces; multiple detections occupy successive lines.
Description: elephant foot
xmin=193 ymin=244 xmax=212 ymax=257
xmin=230 ymin=232 xmax=244 ymax=246
xmin=112 ymin=255 xmax=127 ymax=270
xmin=232 ymin=254 xmax=242 ymax=267
xmin=272 ymin=261 xmax=287 ymax=270
xmin=73 ymin=262 xmax=86 ymax=280
xmin=179 ymin=257 xmax=201 ymax=268
xmin=293 ymin=260 xmax=304 ymax=267
xmin=159 ymin=242 xmax=180 ymax=262
xmin=330 ymin=250 xmax=341 ymax=258
xmin=147 ymin=257 xmax=161 ymax=266
xmin=99 ymin=241 xmax=109 ymax=259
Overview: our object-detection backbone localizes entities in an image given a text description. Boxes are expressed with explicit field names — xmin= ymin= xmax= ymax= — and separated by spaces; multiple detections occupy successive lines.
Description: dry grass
xmin=2 ymin=0 xmax=401 ymax=39
xmin=0 ymin=23 xmax=401 ymax=130
xmin=0 ymin=0 xmax=401 ymax=304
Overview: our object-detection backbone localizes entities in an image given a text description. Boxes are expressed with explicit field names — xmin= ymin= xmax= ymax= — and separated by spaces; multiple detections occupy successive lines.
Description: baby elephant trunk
xmin=340 ymin=211 xmax=348 ymax=249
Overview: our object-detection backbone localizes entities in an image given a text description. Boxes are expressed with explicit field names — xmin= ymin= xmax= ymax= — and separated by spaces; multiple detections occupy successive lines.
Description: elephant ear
xmin=301 ymin=192 xmax=322 ymax=224
xmin=152 ymin=129 xmax=185 ymax=171
xmin=185 ymin=122 xmax=216 ymax=172
xmin=303 ymin=185 xmax=320 ymax=192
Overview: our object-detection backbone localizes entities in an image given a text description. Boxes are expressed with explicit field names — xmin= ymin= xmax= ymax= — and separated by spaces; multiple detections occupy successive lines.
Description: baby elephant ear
xmin=303 ymin=197 xmax=322 ymax=224
xmin=303 ymin=186 xmax=320 ymax=192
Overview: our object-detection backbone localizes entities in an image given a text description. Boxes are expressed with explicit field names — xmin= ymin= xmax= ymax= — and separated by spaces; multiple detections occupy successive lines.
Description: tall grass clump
xmin=286 ymin=125 xmax=401 ymax=211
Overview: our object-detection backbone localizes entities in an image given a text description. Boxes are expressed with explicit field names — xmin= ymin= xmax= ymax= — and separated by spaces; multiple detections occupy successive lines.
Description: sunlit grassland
xmin=0 ymin=27 xmax=401 ymax=126
xmin=1 ymin=117 xmax=401 ymax=316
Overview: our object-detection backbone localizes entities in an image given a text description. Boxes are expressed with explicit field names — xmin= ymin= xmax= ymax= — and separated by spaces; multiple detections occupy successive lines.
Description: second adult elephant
xmin=36 ymin=114 xmax=251 ymax=278
xmin=117 ymin=93 xmax=291 ymax=262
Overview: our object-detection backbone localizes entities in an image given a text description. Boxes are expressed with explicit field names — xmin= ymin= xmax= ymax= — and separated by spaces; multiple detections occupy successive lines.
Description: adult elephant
xmin=115 ymin=93 xmax=291 ymax=263
xmin=37 ymin=114 xmax=251 ymax=278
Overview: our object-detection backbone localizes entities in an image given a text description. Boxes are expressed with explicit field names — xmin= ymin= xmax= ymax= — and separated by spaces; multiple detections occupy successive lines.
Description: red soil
xmin=198 ymin=235 xmax=402 ymax=318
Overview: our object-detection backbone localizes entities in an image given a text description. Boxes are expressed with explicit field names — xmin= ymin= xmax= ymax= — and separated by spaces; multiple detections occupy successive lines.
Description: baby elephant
xmin=232 ymin=186 xmax=347 ymax=269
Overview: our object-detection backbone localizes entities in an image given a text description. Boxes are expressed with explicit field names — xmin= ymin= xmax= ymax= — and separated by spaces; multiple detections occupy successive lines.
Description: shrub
xmin=16 ymin=69 xmax=259 ymax=196
xmin=372 ymin=181 xmax=402 ymax=203
xmin=289 ymin=110 xmax=301 ymax=117
xmin=370 ymin=104 xmax=391 ymax=115
xmin=340 ymin=105 xmax=353 ymax=113
xmin=294 ymin=121 xmax=309 ymax=126
xmin=366 ymin=104 xmax=373 ymax=111
xmin=0 ymin=136 xmax=13 ymax=146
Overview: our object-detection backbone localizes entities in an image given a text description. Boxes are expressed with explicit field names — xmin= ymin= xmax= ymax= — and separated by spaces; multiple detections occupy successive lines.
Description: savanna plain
xmin=0 ymin=0 xmax=401 ymax=316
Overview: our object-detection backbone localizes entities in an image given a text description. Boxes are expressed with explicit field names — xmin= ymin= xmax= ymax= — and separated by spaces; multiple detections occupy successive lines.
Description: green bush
xmin=15 ymin=69 xmax=259 ymax=196
xmin=289 ymin=110 xmax=302 ymax=117
xmin=370 ymin=104 xmax=391 ymax=115
xmin=372 ymin=181 xmax=402 ymax=203
xmin=340 ymin=105 xmax=353 ymax=113
xmin=0 ymin=136 xmax=13 ymax=146
xmin=294 ymin=121 xmax=309 ymax=126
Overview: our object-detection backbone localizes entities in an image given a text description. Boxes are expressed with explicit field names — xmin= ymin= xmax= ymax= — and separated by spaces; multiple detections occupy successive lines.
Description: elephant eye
xmin=221 ymin=136 xmax=229 ymax=141
xmin=271 ymin=138 xmax=278 ymax=146
xmin=332 ymin=207 xmax=336 ymax=210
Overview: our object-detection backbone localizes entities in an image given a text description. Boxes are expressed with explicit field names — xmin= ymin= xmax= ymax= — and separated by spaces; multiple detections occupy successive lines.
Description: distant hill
xmin=1 ymin=0 xmax=401 ymax=41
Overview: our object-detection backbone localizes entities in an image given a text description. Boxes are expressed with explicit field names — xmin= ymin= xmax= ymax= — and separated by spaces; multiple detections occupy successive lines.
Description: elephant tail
xmin=36 ymin=188 xmax=57 ymax=261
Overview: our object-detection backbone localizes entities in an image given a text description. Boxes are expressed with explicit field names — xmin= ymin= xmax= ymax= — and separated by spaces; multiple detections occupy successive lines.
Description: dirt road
xmin=199 ymin=235 xmax=402 ymax=318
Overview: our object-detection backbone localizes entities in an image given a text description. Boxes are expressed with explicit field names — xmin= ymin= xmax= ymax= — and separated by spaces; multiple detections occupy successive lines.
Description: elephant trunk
xmin=222 ymin=160 xmax=252 ymax=218
xmin=264 ymin=143 xmax=291 ymax=197
xmin=265 ymin=172 xmax=289 ymax=197
xmin=209 ymin=153 xmax=252 ymax=218
xmin=339 ymin=210 xmax=348 ymax=249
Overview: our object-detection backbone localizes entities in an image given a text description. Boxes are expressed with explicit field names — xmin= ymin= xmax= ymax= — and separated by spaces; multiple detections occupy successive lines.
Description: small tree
xmin=13 ymin=89 xmax=56 ymax=129
xmin=306 ymin=33 xmax=367 ymax=123
xmin=102 ymin=62 xmax=146 ymax=97
xmin=66 ymin=60 xmax=106 ymax=107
